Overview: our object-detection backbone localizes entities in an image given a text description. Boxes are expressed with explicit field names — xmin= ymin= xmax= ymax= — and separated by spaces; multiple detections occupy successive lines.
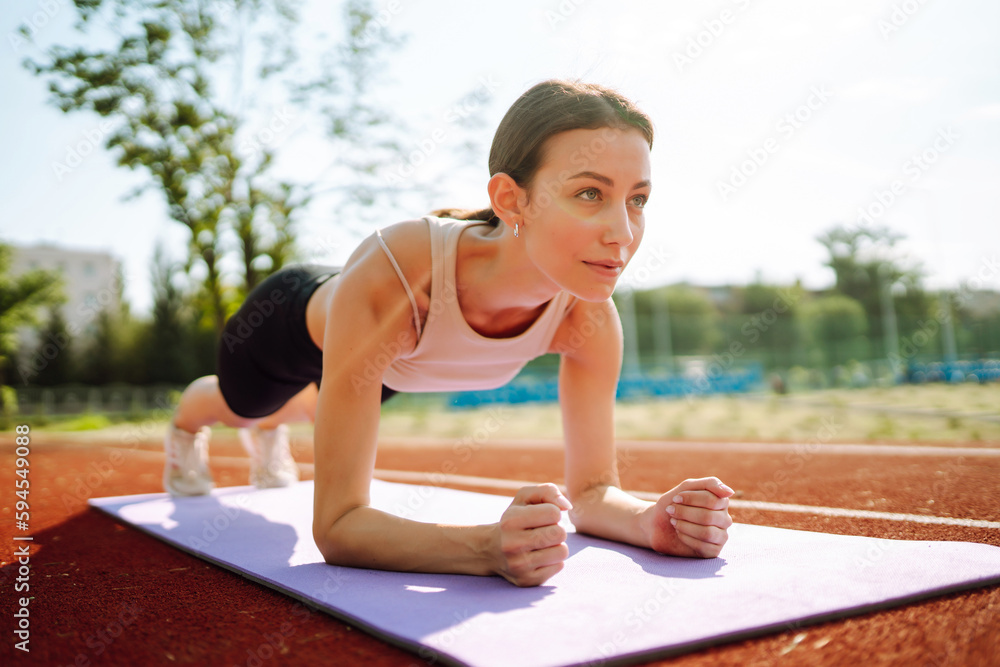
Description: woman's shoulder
xmin=548 ymin=297 xmax=622 ymax=357
xmin=345 ymin=213 xmax=490 ymax=286
xmin=371 ymin=217 xmax=435 ymax=280
xmin=369 ymin=215 xmax=481 ymax=272
xmin=336 ymin=218 xmax=435 ymax=307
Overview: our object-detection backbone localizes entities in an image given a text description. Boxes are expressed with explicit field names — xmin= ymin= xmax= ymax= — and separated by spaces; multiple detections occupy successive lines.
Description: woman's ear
xmin=488 ymin=173 xmax=525 ymax=234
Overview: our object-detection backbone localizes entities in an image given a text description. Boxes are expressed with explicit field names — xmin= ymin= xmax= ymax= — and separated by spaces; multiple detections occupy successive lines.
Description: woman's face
xmin=520 ymin=127 xmax=652 ymax=302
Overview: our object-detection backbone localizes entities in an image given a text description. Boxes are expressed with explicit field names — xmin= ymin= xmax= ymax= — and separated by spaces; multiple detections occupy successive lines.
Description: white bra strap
xmin=375 ymin=229 xmax=423 ymax=339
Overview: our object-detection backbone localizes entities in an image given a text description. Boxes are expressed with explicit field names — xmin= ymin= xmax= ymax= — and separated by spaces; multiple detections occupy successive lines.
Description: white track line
xmin=83 ymin=435 xmax=1000 ymax=458
xmin=375 ymin=437 xmax=1000 ymax=458
xmin=612 ymin=440 xmax=1000 ymax=458
xmin=628 ymin=493 xmax=1000 ymax=529
xmin=119 ymin=449 xmax=1000 ymax=529
xmin=371 ymin=470 xmax=1000 ymax=530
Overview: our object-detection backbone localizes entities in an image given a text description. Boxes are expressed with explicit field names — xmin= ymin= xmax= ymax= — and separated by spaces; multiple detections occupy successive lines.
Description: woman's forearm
xmin=568 ymin=484 xmax=654 ymax=549
xmin=316 ymin=505 xmax=497 ymax=576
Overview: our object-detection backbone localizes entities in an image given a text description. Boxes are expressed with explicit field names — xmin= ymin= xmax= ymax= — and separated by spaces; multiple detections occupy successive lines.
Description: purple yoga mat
xmin=89 ymin=480 xmax=1000 ymax=667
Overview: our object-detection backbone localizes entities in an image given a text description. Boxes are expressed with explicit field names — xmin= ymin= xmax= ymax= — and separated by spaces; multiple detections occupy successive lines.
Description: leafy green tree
xmin=0 ymin=243 xmax=62 ymax=388
xmin=22 ymin=0 xmax=298 ymax=331
xmin=799 ymin=294 xmax=869 ymax=367
xmin=817 ymin=223 xmax=932 ymax=347
xmin=724 ymin=281 xmax=805 ymax=367
xmin=77 ymin=308 xmax=123 ymax=386
xmin=635 ymin=285 xmax=719 ymax=356
xmin=30 ymin=307 xmax=76 ymax=386
xmin=22 ymin=0 xmax=417 ymax=332
xmin=141 ymin=244 xmax=198 ymax=383
xmin=953 ymin=291 xmax=1000 ymax=359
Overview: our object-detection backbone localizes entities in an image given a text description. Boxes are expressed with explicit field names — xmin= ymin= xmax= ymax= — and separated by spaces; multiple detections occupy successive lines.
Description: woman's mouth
xmin=584 ymin=260 xmax=624 ymax=277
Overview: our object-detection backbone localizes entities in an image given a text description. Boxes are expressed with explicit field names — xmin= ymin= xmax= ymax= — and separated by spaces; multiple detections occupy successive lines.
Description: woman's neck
xmin=455 ymin=222 xmax=563 ymax=339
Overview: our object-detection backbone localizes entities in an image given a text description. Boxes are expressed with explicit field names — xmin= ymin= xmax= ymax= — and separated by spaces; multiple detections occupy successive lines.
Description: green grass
xmin=801 ymin=383 xmax=998 ymax=414
xmin=35 ymin=413 xmax=114 ymax=432
xmin=7 ymin=383 xmax=999 ymax=444
xmin=376 ymin=383 xmax=1000 ymax=444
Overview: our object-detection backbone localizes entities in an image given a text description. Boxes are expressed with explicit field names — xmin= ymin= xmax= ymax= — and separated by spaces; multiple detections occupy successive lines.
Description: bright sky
xmin=1 ymin=0 xmax=998 ymax=314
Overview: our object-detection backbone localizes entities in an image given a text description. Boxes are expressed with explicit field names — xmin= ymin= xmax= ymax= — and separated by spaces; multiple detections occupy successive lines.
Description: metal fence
xmin=10 ymin=358 xmax=997 ymax=417
xmin=14 ymin=384 xmax=183 ymax=417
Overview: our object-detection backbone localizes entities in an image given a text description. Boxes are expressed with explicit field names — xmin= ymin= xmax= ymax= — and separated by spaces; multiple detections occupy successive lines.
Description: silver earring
xmin=514 ymin=223 xmax=519 ymax=238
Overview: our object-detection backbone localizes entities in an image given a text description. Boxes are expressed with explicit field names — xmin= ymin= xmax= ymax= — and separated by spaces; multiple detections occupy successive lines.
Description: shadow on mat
xmin=282 ymin=562 xmax=558 ymax=640
xmin=101 ymin=490 xmax=559 ymax=640
xmin=170 ymin=492 xmax=298 ymax=568
xmin=95 ymin=489 xmax=301 ymax=572
xmin=566 ymin=533 xmax=727 ymax=579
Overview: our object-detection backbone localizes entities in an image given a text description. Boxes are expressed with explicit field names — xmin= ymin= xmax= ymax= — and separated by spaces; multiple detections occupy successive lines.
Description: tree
xmin=30 ymin=307 xmax=76 ymax=386
xmin=22 ymin=0 xmax=297 ymax=331
xmin=0 ymin=243 xmax=62 ymax=388
xmin=22 ymin=0 xmax=420 ymax=332
xmin=727 ymin=281 xmax=805 ymax=368
xmin=799 ymin=294 xmax=869 ymax=368
xmin=635 ymin=285 xmax=720 ymax=356
xmin=816 ymin=223 xmax=931 ymax=346
xmin=953 ymin=289 xmax=1000 ymax=359
xmin=78 ymin=308 xmax=123 ymax=386
xmin=142 ymin=243 xmax=198 ymax=383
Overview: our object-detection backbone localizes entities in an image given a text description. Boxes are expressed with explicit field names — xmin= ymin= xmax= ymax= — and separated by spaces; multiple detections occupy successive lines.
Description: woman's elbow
xmin=312 ymin=508 xmax=361 ymax=565
xmin=312 ymin=522 xmax=340 ymax=564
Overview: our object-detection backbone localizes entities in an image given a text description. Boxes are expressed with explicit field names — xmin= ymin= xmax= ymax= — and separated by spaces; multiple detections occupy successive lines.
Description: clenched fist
xmin=492 ymin=484 xmax=573 ymax=587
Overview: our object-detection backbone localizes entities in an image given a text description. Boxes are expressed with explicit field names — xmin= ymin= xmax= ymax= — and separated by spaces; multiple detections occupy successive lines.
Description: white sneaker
xmin=163 ymin=424 xmax=214 ymax=496
xmin=238 ymin=424 xmax=299 ymax=489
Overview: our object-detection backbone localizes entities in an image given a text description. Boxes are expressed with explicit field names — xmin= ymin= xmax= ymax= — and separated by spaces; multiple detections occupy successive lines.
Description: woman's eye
xmin=630 ymin=195 xmax=648 ymax=209
xmin=577 ymin=188 xmax=600 ymax=201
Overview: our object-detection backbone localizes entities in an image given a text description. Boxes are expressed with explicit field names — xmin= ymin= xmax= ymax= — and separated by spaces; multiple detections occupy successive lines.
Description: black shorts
xmin=217 ymin=264 xmax=398 ymax=419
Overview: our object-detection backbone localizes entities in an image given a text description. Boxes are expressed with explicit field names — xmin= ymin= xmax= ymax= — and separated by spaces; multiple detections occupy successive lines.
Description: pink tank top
xmin=378 ymin=216 xmax=576 ymax=392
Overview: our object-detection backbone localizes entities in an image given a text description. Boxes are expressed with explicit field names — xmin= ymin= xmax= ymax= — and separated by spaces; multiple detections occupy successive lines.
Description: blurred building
xmin=9 ymin=243 xmax=122 ymax=346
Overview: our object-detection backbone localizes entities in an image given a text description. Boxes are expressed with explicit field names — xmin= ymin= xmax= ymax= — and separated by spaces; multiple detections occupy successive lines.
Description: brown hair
xmin=431 ymin=79 xmax=654 ymax=224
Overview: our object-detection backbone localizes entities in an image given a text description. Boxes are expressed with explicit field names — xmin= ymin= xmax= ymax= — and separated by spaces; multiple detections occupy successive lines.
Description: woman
xmin=163 ymin=79 xmax=734 ymax=587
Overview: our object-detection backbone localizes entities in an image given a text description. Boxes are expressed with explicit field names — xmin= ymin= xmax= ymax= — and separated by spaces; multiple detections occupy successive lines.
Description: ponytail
xmin=428 ymin=207 xmax=498 ymax=225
